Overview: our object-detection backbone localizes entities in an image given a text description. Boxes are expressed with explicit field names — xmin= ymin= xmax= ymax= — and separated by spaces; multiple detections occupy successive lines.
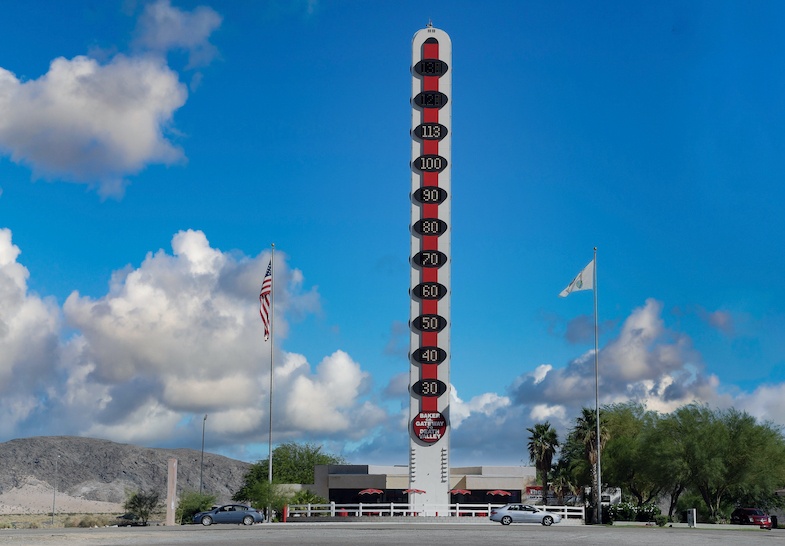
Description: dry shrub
xmin=64 ymin=514 xmax=115 ymax=528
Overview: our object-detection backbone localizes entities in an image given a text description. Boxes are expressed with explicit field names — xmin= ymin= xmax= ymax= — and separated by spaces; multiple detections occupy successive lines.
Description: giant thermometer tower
xmin=408 ymin=24 xmax=451 ymax=512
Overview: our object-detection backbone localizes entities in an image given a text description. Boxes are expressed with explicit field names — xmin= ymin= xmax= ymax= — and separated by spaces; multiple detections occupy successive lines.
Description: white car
xmin=489 ymin=503 xmax=562 ymax=526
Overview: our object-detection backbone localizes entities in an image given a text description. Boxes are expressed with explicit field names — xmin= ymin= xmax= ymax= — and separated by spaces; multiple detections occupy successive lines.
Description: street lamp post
xmin=51 ymin=455 xmax=60 ymax=526
xmin=200 ymin=414 xmax=207 ymax=494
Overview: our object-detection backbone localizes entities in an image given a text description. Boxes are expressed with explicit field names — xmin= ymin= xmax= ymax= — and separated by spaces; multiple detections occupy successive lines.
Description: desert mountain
xmin=0 ymin=436 xmax=252 ymax=506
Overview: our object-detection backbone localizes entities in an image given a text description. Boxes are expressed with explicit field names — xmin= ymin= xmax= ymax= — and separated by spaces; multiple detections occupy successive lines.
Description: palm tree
xmin=550 ymin=459 xmax=579 ymax=505
xmin=527 ymin=421 xmax=559 ymax=504
xmin=572 ymin=407 xmax=609 ymax=520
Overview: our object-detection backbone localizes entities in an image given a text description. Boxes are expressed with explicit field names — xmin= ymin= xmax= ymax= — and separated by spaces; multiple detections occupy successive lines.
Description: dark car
xmin=192 ymin=504 xmax=263 ymax=526
xmin=730 ymin=508 xmax=772 ymax=529
xmin=115 ymin=512 xmax=145 ymax=527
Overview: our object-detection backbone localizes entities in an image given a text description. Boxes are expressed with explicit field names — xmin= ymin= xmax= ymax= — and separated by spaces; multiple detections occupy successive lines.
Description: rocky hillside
xmin=0 ymin=436 xmax=252 ymax=505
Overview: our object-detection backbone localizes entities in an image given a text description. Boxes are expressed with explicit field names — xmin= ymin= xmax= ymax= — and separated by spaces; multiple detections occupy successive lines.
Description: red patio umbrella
xmin=359 ymin=488 xmax=384 ymax=495
xmin=451 ymin=489 xmax=473 ymax=516
xmin=404 ymin=488 xmax=426 ymax=494
xmin=487 ymin=489 xmax=512 ymax=496
xmin=450 ymin=489 xmax=471 ymax=495
xmin=358 ymin=488 xmax=384 ymax=504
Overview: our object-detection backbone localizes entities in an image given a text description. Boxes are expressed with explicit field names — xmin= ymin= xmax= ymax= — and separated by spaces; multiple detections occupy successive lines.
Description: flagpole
xmin=267 ymin=243 xmax=275 ymax=522
xmin=593 ymin=246 xmax=601 ymax=525
xmin=558 ymin=251 xmax=601 ymax=521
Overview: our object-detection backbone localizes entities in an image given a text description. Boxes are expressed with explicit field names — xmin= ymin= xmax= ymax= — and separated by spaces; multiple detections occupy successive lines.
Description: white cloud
xmin=531 ymin=364 xmax=552 ymax=384
xmin=2 ymin=226 xmax=785 ymax=464
xmin=601 ymin=298 xmax=672 ymax=383
xmin=284 ymin=350 xmax=383 ymax=435
xmin=510 ymin=299 xmax=711 ymax=414
xmin=450 ymin=386 xmax=511 ymax=428
xmin=0 ymin=1 xmax=224 ymax=198
xmin=0 ymin=228 xmax=392 ymax=453
xmin=82 ymin=399 xmax=183 ymax=446
xmin=732 ymin=383 xmax=785 ymax=424
xmin=529 ymin=404 xmax=567 ymax=422
xmin=0 ymin=55 xmax=186 ymax=198
xmin=0 ymin=229 xmax=61 ymax=434
xmin=164 ymin=375 xmax=258 ymax=410
xmin=444 ymin=297 xmax=775 ymax=463
xmin=60 ymin=231 xmax=315 ymax=404
xmin=134 ymin=0 xmax=222 ymax=68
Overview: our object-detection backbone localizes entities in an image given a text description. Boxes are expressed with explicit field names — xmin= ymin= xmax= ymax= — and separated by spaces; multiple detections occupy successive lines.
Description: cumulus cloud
xmin=450 ymin=386 xmax=511 ymax=428
xmin=0 ymin=229 xmax=61 ymax=434
xmin=2 ymin=226 xmax=785 ymax=463
xmin=564 ymin=314 xmax=594 ymax=344
xmin=61 ymin=229 xmax=339 ymax=441
xmin=0 ymin=56 xmax=186 ymax=197
xmin=729 ymin=383 xmax=785 ymax=425
xmin=508 ymin=299 xmax=718 ymax=417
xmin=441 ymin=300 xmax=722 ymax=462
xmin=0 ymin=1 xmax=222 ymax=198
xmin=446 ymin=298 xmax=784 ymax=464
xmin=0 ymin=227 xmax=393 ymax=453
xmin=284 ymin=350 xmax=386 ymax=436
xmin=133 ymin=0 xmax=222 ymax=68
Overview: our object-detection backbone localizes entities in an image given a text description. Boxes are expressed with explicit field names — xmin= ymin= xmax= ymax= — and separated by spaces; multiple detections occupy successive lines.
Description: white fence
xmin=286 ymin=502 xmax=585 ymax=521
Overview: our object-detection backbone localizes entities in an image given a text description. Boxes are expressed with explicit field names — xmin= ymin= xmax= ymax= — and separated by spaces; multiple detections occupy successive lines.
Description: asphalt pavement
xmin=0 ymin=521 xmax=780 ymax=546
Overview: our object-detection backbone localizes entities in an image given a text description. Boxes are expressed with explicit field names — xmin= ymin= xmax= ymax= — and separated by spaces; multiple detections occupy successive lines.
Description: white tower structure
xmin=408 ymin=24 xmax=452 ymax=514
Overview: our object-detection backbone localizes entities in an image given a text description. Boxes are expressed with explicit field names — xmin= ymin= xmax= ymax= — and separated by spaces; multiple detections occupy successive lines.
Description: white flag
xmin=559 ymin=258 xmax=595 ymax=297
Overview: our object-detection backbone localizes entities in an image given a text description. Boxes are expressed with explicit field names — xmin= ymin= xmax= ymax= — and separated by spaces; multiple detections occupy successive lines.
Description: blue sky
xmin=1 ymin=0 xmax=783 ymax=466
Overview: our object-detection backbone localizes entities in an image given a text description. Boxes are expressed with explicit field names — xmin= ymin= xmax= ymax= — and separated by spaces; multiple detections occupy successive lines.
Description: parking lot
xmin=0 ymin=522 xmax=780 ymax=546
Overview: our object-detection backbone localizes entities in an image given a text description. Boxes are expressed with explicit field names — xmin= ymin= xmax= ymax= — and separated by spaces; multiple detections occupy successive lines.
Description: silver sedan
xmin=489 ymin=504 xmax=562 ymax=526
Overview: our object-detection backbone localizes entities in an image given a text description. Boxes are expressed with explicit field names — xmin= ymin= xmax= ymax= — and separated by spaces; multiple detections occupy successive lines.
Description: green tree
xmin=667 ymin=404 xmax=785 ymax=522
xmin=123 ymin=490 xmax=161 ymax=526
xmin=289 ymin=489 xmax=328 ymax=505
xmin=559 ymin=428 xmax=592 ymax=492
xmin=233 ymin=479 xmax=289 ymax=521
xmin=527 ymin=421 xmax=559 ymax=503
xmin=176 ymin=490 xmax=217 ymax=525
xmin=233 ymin=442 xmax=346 ymax=516
xmin=602 ymin=402 xmax=664 ymax=506
xmin=724 ymin=413 xmax=785 ymax=512
xmin=550 ymin=459 xmax=580 ymax=505
xmin=237 ymin=442 xmax=346 ymax=490
xmin=653 ymin=410 xmax=693 ymax=519
xmin=569 ymin=407 xmax=609 ymax=521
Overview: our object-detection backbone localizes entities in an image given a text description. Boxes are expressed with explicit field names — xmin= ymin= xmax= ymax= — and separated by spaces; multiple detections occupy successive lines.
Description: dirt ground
xmin=0 ymin=482 xmax=125 ymax=527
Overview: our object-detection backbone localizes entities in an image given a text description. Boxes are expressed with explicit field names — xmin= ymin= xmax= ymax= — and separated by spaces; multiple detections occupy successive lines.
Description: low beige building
xmin=313 ymin=464 xmax=537 ymax=504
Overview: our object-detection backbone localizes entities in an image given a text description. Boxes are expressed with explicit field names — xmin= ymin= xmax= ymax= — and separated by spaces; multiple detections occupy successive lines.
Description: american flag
xmin=259 ymin=260 xmax=272 ymax=341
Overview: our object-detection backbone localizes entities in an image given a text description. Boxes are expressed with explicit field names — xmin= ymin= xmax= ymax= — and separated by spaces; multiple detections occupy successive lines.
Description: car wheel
xmin=501 ymin=515 xmax=512 ymax=525
xmin=542 ymin=515 xmax=554 ymax=526
xmin=201 ymin=515 xmax=213 ymax=526
xmin=243 ymin=515 xmax=254 ymax=526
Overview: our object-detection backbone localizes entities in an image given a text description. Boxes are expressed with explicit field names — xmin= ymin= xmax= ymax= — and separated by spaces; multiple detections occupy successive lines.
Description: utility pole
xmin=200 ymin=414 xmax=208 ymax=494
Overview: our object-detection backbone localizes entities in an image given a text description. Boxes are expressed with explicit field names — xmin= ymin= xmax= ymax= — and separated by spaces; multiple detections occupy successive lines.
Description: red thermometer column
xmin=409 ymin=24 xmax=451 ymax=513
